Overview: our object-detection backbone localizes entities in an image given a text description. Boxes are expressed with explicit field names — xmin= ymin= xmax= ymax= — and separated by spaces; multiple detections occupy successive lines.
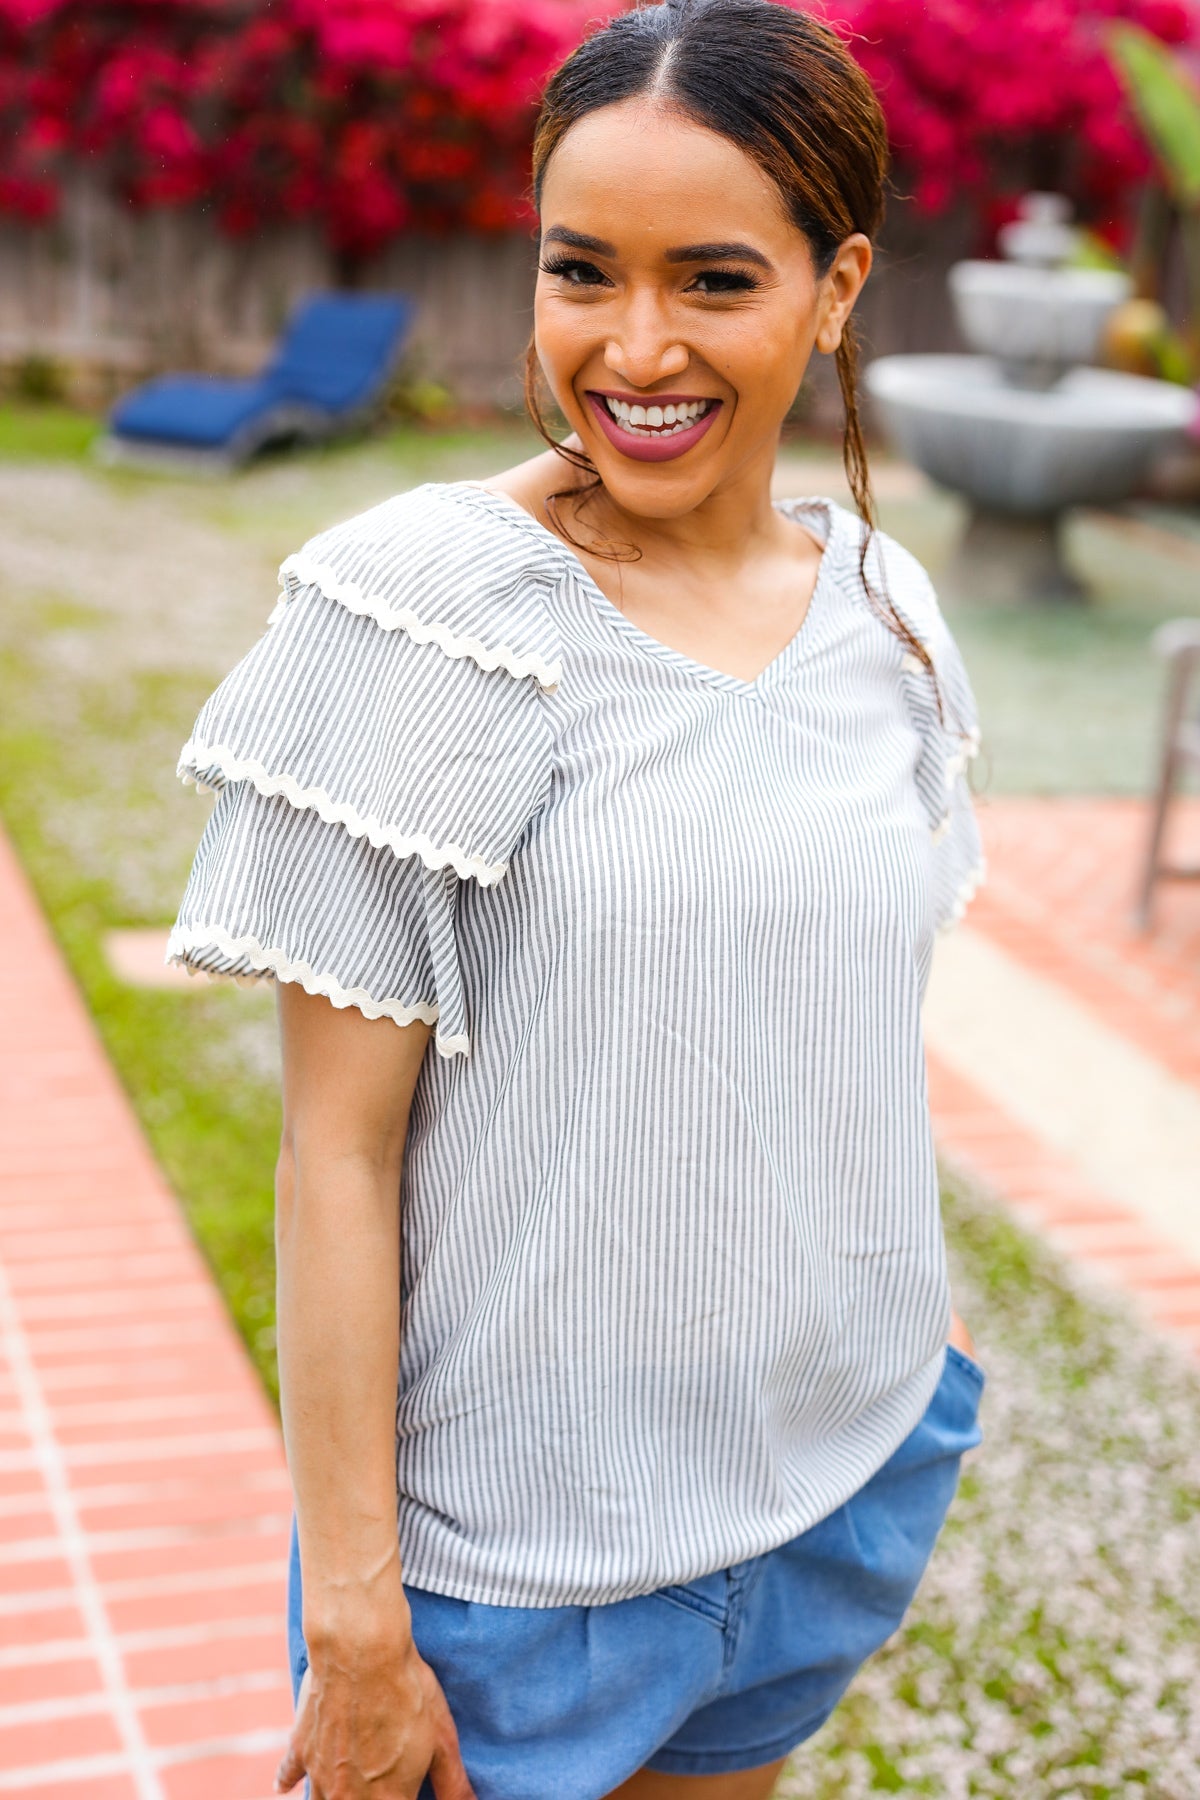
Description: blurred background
xmin=0 ymin=2 xmax=1198 ymax=1796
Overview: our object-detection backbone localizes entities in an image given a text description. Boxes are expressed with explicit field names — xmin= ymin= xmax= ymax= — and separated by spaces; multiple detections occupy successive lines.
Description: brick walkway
xmin=0 ymin=828 xmax=290 ymax=1798
xmin=927 ymin=794 xmax=1200 ymax=1361
xmin=0 ymin=795 xmax=1197 ymax=1792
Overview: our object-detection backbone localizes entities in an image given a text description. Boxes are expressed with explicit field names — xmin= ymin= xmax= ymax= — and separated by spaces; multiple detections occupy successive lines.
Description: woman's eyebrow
xmin=664 ymin=241 xmax=773 ymax=269
xmin=541 ymin=226 xmax=774 ymax=271
xmin=542 ymin=226 xmax=616 ymax=255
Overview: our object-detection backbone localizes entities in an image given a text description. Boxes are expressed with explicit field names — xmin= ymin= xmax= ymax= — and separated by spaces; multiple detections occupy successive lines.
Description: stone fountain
xmin=865 ymin=193 xmax=1198 ymax=602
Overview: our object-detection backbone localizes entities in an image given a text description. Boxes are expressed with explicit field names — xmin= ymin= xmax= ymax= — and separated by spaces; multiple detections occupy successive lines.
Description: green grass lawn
xmin=0 ymin=650 xmax=285 ymax=1389
xmin=0 ymin=401 xmax=101 ymax=460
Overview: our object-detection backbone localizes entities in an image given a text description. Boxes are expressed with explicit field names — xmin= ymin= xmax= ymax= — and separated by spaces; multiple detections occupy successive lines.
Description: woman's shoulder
xmin=802 ymin=497 xmax=935 ymax=611
xmin=282 ymin=478 xmax=559 ymax=568
xmin=177 ymin=480 xmax=564 ymax=891
xmin=276 ymin=480 xmax=565 ymax=692
xmin=799 ymin=495 xmax=952 ymax=664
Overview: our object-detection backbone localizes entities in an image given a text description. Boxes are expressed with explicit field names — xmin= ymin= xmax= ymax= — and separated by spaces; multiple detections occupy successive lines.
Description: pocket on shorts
xmin=944 ymin=1341 xmax=986 ymax=1392
xmin=839 ymin=1348 xmax=983 ymax=1605
xmin=649 ymin=1581 xmax=727 ymax=1628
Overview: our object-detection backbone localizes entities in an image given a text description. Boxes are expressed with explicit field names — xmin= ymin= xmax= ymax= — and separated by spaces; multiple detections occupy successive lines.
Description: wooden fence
xmin=0 ymin=174 xmax=976 ymax=423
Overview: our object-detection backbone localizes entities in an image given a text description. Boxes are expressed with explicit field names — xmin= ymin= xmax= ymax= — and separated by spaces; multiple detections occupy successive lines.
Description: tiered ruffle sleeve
xmin=873 ymin=537 xmax=986 ymax=935
xmin=166 ymin=485 xmax=560 ymax=1057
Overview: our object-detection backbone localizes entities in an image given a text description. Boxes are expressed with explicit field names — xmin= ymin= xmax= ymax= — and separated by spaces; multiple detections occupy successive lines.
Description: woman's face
xmin=534 ymin=98 xmax=871 ymax=520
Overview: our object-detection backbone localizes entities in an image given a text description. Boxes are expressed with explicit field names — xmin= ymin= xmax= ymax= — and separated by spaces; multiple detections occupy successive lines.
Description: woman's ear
xmin=815 ymin=232 xmax=873 ymax=355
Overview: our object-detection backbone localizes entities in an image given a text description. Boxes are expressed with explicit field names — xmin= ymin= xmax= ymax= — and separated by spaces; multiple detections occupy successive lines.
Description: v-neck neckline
xmin=449 ymin=481 xmax=841 ymax=698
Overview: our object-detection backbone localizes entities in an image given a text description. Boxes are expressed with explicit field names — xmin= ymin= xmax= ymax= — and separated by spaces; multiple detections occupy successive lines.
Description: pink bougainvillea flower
xmin=812 ymin=0 xmax=1197 ymax=223
xmin=0 ymin=0 xmax=1195 ymax=254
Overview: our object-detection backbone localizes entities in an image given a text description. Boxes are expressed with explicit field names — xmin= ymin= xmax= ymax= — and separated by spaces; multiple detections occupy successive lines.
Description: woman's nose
xmin=603 ymin=300 xmax=689 ymax=388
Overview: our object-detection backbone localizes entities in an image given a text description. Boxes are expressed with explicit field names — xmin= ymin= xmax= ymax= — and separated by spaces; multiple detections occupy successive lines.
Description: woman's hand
xmin=275 ymin=1634 xmax=475 ymax=1800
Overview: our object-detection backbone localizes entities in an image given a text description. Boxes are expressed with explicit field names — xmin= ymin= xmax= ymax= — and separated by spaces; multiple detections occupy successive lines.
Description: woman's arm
xmin=948 ymin=1311 xmax=976 ymax=1359
xmin=272 ymin=985 xmax=474 ymax=1800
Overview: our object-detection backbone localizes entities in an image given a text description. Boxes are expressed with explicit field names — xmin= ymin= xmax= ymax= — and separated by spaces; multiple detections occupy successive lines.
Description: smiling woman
xmin=517 ymin=5 xmax=948 ymax=706
xmin=164 ymin=5 xmax=988 ymax=1800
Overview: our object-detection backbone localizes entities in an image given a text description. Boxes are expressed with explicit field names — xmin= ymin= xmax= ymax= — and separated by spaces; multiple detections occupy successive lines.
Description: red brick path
xmin=0 ymin=829 xmax=290 ymax=1797
xmin=929 ymin=794 xmax=1200 ymax=1361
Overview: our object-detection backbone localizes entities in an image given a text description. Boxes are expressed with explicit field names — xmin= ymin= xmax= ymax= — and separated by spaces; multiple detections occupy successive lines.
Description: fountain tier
xmin=866 ymin=354 xmax=1196 ymax=515
xmin=863 ymin=192 xmax=1198 ymax=603
xmin=948 ymin=263 xmax=1131 ymax=388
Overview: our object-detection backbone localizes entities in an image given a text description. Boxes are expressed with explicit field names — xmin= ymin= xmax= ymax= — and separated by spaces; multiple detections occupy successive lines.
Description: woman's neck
xmin=482 ymin=438 xmax=788 ymax=577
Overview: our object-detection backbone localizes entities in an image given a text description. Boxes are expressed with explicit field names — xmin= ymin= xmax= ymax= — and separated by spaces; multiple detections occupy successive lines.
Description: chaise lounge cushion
xmin=107 ymin=292 xmax=415 ymax=453
xmin=109 ymin=375 xmax=281 ymax=447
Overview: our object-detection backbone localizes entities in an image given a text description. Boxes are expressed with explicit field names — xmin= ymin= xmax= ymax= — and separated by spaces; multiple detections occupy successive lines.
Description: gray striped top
xmin=168 ymin=478 xmax=985 ymax=1607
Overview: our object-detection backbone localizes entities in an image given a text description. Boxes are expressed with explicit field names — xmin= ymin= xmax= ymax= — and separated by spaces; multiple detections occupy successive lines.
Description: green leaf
xmin=1108 ymin=24 xmax=1200 ymax=207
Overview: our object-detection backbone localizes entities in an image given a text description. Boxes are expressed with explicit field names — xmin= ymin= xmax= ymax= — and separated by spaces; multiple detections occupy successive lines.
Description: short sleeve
xmin=166 ymin=485 xmax=561 ymax=1057
xmin=925 ymin=654 xmax=985 ymax=936
xmin=869 ymin=531 xmax=986 ymax=935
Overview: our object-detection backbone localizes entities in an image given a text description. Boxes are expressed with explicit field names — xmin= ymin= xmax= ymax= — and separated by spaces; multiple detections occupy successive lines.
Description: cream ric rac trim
xmin=178 ymin=741 xmax=507 ymax=887
xmin=165 ymin=926 xmax=469 ymax=1058
xmin=936 ymin=856 xmax=987 ymax=936
xmin=274 ymin=552 xmax=562 ymax=693
xmin=943 ymin=727 xmax=982 ymax=788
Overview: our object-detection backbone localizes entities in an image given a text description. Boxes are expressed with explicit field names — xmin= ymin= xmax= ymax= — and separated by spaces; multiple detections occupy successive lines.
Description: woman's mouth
xmin=585 ymin=391 xmax=723 ymax=463
xmin=600 ymin=394 xmax=714 ymax=436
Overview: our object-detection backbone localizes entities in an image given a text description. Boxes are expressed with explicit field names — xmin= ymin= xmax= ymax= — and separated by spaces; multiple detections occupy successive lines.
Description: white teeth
xmin=602 ymin=396 xmax=712 ymax=437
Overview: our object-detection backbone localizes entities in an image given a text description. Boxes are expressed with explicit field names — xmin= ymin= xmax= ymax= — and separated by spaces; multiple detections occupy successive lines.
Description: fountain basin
xmin=865 ymin=354 xmax=1197 ymax=514
xmin=950 ymin=262 xmax=1131 ymax=377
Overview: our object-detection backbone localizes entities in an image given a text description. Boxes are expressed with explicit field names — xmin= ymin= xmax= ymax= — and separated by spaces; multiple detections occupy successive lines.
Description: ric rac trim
xmin=165 ymin=925 xmax=469 ymax=1057
xmin=273 ymin=552 xmax=562 ymax=692
xmin=177 ymin=741 xmax=508 ymax=887
xmin=936 ymin=856 xmax=987 ymax=936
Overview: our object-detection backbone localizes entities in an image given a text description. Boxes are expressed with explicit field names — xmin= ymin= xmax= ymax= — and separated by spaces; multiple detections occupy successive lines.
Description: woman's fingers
xmin=274 ymin=1665 xmax=311 ymax=1793
xmin=273 ymin=1733 xmax=306 ymax=1794
xmin=429 ymin=1739 xmax=477 ymax=1800
xmin=423 ymin=1662 xmax=475 ymax=1800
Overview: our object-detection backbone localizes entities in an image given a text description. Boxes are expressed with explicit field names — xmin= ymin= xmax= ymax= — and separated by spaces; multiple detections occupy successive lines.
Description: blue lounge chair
xmin=97 ymin=291 xmax=416 ymax=472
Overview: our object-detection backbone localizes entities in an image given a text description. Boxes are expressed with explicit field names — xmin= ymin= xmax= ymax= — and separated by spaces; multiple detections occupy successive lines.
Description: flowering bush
xmin=0 ymin=0 xmax=619 ymax=253
xmin=0 ymin=0 xmax=1198 ymax=255
xmin=816 ymin=0 xmax=1200 ymax=233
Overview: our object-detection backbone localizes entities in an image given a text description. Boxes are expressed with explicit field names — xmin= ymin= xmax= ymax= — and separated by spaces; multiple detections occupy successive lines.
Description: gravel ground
xmin=779 ymin=1183 xmax=1200 ymax=1799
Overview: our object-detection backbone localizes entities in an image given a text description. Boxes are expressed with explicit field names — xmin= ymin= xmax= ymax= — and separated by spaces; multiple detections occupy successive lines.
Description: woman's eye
xmin=536 ymin=258 xmax=758 ymax=294
xmin=538 ymin=256 xmax=610 ymax=287
xmin=689 ymin=269 xmax=759 ymax=294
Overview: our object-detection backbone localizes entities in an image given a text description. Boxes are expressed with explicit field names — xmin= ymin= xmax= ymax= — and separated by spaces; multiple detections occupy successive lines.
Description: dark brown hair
xmin=524 ymin=0 xmax=946 ymax=715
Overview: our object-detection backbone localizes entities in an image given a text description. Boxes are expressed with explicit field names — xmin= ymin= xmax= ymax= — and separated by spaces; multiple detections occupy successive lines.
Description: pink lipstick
xmin=585 ymin=391 xmax=723 ymax=464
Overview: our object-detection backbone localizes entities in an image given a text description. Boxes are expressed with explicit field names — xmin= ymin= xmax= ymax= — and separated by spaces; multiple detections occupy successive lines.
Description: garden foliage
xmin=1110 ymin=19 xmax=1200 ymax=202
xmin=0 ymin=0 xmax=1197 ymax=257
xmin=0 ymin=0 xmax=621 ymax=254
xmin=818 ymin=0 xmax=1198 ymax=221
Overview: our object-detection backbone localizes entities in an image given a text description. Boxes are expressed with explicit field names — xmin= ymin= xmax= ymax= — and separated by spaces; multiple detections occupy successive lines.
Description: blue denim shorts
xmin=287 ymin=1343 xmax=983 ymax=1799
